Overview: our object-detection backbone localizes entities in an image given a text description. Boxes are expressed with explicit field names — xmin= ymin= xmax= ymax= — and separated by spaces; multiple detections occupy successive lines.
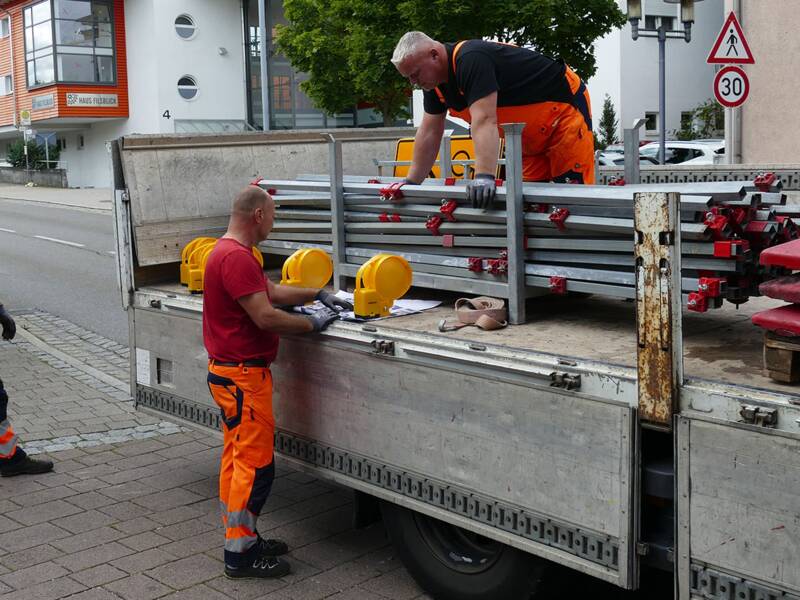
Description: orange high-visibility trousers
xmin=0 ymin=378 xmax=18 ymax=461
xmin=207 ymin=363 xmax=275 ymax=567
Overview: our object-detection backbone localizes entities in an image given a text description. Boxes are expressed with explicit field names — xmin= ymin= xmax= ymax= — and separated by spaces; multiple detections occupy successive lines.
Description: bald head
xmin=226 ymin=185 xmax=276 ymax=244
xmin=233 ymin=185 xmax=273 ymax=216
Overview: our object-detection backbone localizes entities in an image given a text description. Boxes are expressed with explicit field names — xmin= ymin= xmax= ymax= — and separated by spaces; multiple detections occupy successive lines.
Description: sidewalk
xmin=0 ymin=312 xmax=429 ymax=600
xmin=0 ymin=185 xmax=112 ymax=212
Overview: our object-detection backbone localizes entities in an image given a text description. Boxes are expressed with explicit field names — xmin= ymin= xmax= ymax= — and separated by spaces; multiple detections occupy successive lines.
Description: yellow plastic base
xmin=354 ymin=288 xmax=390 ymax=318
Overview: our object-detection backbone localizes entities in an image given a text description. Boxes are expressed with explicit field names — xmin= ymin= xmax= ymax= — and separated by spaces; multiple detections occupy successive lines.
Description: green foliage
xmin=7 ymin=139 xmax=60 ymax=170
xmin=596 ymin=94 xmax=618 ymax=150
xmin=276 ymin=0 xmax=627 ymax=124
xmin=674 ymin=98 xmax=724 ymax=141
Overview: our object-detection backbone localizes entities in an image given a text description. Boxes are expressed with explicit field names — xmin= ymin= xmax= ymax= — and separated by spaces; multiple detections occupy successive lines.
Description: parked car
xmin=597 ymin=151 xmax=659 ymax=167
xmin=639 ymin=141 xmax=725 ymax=165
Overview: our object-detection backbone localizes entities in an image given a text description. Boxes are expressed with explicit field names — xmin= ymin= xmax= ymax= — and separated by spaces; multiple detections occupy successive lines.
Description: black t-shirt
xmin=423 ymin=40 xmax=573 ymax=115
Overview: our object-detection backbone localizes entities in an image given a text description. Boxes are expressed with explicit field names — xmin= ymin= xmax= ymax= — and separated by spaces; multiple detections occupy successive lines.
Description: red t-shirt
xmin=202 ymin=238 xmax=279 ymax=363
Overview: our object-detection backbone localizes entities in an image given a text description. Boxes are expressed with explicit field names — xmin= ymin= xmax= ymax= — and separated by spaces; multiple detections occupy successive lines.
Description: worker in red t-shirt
xmin=392 ymin=32 xmax=594 ymax=208
xmin=203 ymin=185 xmax=351 ymax=579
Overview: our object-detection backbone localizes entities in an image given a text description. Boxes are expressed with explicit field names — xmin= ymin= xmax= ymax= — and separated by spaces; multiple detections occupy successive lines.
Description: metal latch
xmin=121 ymin=189 xmax=130 ymax=203
xmin=370 ymin=340 xmax=395 ymax=356
xmin=549 ymin=372 xmax=581 ymax=390
xmin=739 ymin=405 xmax=778 ymax=428
xmin=149 ymin=299 xmax=162 ymax=309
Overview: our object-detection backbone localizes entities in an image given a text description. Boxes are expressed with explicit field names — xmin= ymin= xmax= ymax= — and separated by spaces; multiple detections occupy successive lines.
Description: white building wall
xmin=64 ymin=0 xmax=247 ymax=188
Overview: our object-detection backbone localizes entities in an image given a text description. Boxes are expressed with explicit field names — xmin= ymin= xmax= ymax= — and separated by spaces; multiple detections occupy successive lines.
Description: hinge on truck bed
xmin=370 ymin=339 xmax=395 ymax=356
xmin=549 ymin=371 xmax=581 ymax=390
xmin=739 ymin=404 xmax=778 ymax=428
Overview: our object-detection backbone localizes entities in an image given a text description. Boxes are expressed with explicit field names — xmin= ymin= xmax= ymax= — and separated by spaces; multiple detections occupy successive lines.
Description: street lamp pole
xmin=627 ymin=0 xmax=703 ymax=165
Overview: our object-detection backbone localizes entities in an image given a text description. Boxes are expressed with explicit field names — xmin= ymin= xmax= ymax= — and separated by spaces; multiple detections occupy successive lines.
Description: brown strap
xmin=438 ymin=296 xmax=508 ymax=332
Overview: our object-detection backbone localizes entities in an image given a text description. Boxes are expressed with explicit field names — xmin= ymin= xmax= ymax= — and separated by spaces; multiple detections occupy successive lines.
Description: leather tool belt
xmin=438 ymin=296 xmax=508 ymax=332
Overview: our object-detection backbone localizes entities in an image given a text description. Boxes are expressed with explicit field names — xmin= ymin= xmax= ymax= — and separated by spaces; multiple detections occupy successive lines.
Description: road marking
xmin=34 ymin=235 xmax=85 ymax=248
xmin=0 ymin=227 xmax=16 ymax=233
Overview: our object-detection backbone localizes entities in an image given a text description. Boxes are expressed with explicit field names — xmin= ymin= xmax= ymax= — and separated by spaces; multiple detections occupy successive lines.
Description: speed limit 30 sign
xmin=713 ymin=65 xmax=749 ymax=108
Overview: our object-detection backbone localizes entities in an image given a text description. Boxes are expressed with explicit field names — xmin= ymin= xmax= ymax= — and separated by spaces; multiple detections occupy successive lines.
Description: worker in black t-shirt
xmin=391 ymin=31 xmax=595 ymax=209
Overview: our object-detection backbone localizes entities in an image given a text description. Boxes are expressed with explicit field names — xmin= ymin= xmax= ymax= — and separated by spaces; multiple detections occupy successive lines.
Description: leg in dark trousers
xmin=0 ymin=377 xmax=53 ymax=477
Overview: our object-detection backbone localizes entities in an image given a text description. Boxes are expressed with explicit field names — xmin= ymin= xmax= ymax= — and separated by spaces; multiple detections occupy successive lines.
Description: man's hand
xmin=316 ymin=290 xmax=353 ymax=312
xmin=466 ymin=174 xmax=497 ymax=210
xmin=0 ymin=305 xmax=16 ymax=341
xmin=307 ymin=307 xmax=340 ymax=332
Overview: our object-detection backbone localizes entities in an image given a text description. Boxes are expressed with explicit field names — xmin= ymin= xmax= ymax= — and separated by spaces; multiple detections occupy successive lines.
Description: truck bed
xmin=140 ymin=274 xmax=797 ymax=396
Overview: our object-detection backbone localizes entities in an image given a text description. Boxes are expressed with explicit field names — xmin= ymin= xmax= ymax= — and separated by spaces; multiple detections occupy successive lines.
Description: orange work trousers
xmin=0 ymin=378 xmax=18 ymax=461
xmin=207 ymin=362 xmax=275 ymax=567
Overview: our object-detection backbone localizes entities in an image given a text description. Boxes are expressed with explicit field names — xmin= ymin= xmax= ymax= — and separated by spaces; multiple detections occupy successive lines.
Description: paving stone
xmin=146 ymin=554 xmax=220 ymax=589
xmin=5 ymin=499 xmax=83 ymax=526
xmin=326 ymin=588 xmax=389 ymax=600
xmin=53 ymin=541 xmax=134 ymax=572
xmin=0 ymin=575 xmax=85 ymax=600
xmin=154 ymin=516 xmax=217 ymax=542
xmin=0 ymin=522 xmax=71 ymax=553
xmin=148 ymin=505 xmax=206 ymax=527
xmin=119 ymin=531 xmax=172 ymax=552
xmin=110 ymin=548 xmax=175 ymax=574
xmin=0 ymin=544 xmax=64 ymax=571
xmin=360 ymin=567 xmax=422 ymax=600
xmin=160 ymin=583 xmax=230 ymax=600
xmin=206 ymin=573 xmax=290 ymax=600
xmin=70 ymin=563 xmax=129 ymax=587
xmin=65 ymin=588 xmax=128 ymax=600
xmin=113 ymin=516 xmax=160 ymax=536
xmin=104 ymin=573 xmax=172 ymax=600
xmin=0 ymin=559 xmax=71 ymax=590
xmin=160 ymin=529 xmax=221 ymax=559
xmin=67 ymin=491 xmax=118 ymax=510
xmin=50 ymin=526 xmax=125 ymax=554
xmin=55 ymin=508 xmax=119 ymax=534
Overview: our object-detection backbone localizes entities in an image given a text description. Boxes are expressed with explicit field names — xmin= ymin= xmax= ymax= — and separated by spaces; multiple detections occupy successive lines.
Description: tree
xmin=596 ymin=94 xmax=618 ymax=150
xmin=674 ymin=98 xmax=724 ymax=141
xmin=7 ymin=139 xmax=60 ymax=170
xmin=276 ymin=0 xmax=627 ymax=125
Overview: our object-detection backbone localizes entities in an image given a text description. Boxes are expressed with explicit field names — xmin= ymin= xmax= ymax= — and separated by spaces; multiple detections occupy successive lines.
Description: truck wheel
xmin=380 ymin=501 xmax=542 ymax=600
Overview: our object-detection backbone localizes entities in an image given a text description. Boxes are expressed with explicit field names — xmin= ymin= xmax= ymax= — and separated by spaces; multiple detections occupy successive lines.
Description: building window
xmin=644 ymin=15 xmax=675 ymax=30
xmin=0 ymin=75 xmax=12 ymax=96
xmin=645 ymin=112 xmax=659 ymax=133
xmin=174 ymin=14 xmax=196 ymax=40
xmin=25 ymin=0 xmax=116 ymax=88
xmin=177 ymin=75 xmax=198 ymax=100
xmin=57 ymin=136 xmax=66 ymax=150
xmin=0 ymin=17 xmax=10 ymax=38
xmin=77 ymin=134 xmax=84 ymax=149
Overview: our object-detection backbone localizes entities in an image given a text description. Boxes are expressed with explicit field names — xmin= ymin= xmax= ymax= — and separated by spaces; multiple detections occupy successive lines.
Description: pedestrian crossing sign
xmin=707 ymin=11 xmax=754 ymax=64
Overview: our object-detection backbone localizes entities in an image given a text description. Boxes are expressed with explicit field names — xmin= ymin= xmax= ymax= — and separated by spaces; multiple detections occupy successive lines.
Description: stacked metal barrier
xmin=256 ymin=128 xmax=789 ymax=324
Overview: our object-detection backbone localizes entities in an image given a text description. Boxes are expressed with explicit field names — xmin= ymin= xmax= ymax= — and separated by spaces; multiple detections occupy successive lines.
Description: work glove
xmin=0 ymin=305 xmax=16 ymax=341
xmin=307 ymin=307 xmax=340 ymax=332
xmin=316 ymin=290 xmax=353 ymax=312
xmin=466 ymin=173 xmax=497 ymax=210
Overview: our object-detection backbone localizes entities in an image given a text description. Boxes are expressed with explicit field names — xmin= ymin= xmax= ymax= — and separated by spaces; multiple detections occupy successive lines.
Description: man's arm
xmin=468 ymin=91 xmax=499 ymax=176
xmin=267 ymin=279 xmax=317 ymax=307
xmin=238 ymin=291 xmax=314 ymax=334
xmin=405 ymin=111 xmax=447 ymax=184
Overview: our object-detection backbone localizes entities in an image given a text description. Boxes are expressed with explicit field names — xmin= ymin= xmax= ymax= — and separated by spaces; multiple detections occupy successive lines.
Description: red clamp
xmin=754 ymin=172 xmax=777 ymax=192
xmin=487 ymin=259 xmax=508 ymax=276
xmin=442 ymin=234 xmax=455 ymax=247
xmin=549 ymin=276 xmax=567 ymax=295
xmin=713 ymin=239 xmax=750 ymax=258
xmin=549 ymin=207 xmax=570 ymax=231
xmin=444 ymin=177 xmax=456 ymax=186
xmin=530 ymin=203 xmax=550 ymax=213
xmin=467 ymin=257 xmax=484 ymax=273
xmin=367 ymin=178 xmax=381 ymax=184
xmin=378 ymin=213 xmax=401 ymax=223
xmin=499 ymin=248 xmax=508 ymax=260
xmin=440 ymin=199 xmax=458 ymax=222
xmin=250 ymin=176 xmax=264 ymax=186
xmin=608 ymin=177 xmax=626 ymax=186
xmin=704 ymin=213 xmax=729 ymax=240
xmin=426 ymin=215 xmax=443 ymax=236
xmin=380 ymin=181 xmax=406 ymax=202
xmin=687 ymin=292 xmax=709 ymax=313
xmin=698 ymin=277 xmax=726 ymax=298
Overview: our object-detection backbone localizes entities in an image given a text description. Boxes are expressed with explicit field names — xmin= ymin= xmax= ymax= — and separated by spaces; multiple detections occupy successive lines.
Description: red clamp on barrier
xmin=367 ymin=178 xmax=381 ymax=184
xmin=698 ymin=277 xmax=725 ymax=298
xmin=499 ymin=248 xmax=508 ymax=260
xmin=250 ymin=176 xmax=264 ymax=186
xmin=380 ymin=181 xmax=405 ymax=202
xmin=440 ymin=199 xmax=458 ymax=222
xmin=487 ymin=259 xmax=508 ymax=275
xmin=444 ymin=177 xmax=456 ymax=186
xmin=530 ymin=203 xmax=550 ymax=213
xmin=754 ymin=172 xmax=777 ymax=192
xmin=687 ymin=292 xmax=709 ymax=313
xmin=549 ymin=207 xmax=570 ymax=231
xmin=495 ymin=178 xmax=504 ymax=187
xmin=704 ymin=213 xmax=729 ymax=240
xmin=426 ymin=215 xmax=443 ymax=236
xmin=467 ymin=257 xmax=484 ymax=273
xmin=608 ymin=177 xmax=626 ymax=186
xmin=379 ymin=212 xmax=389 ymax=222
xmin=442 ymin=234 xmax=455 ymax=248
xmin=378 ymin=213 xmax=401 ymax=223
xmin=549 ymin=276 xmax=567 ymax=295
xmin=713 ymin=239 xmax=749 ymax=258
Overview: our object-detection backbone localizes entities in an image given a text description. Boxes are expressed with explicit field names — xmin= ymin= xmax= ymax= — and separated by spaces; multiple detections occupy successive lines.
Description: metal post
xmin=258 ymin=0 xmax=270 ymax=131
xmin=724 ymin=0 xmax=741 ymax=164
xmin=326 ymin=134 xmax=347 ymax=291
xmin=634 ymin=190 xmax=683 ymax=428
xmin=624 ymin=118 xmax=647 ymax=184
xmin=439 ymin=129 xmax=453 ymax=179
xmin=658 ymin=22 xmax=667 ymax=165
xmin=501 ymin=123 xmax=526 ymax=325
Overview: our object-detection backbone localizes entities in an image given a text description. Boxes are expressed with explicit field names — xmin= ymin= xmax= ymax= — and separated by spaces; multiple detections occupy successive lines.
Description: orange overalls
xmin=207 ymin=362 xmax=275 ymax=565
xmin=0 ymin=378 xmax=18 ymax=462
xmin=436 ymin=41 xmax=595 ymax=184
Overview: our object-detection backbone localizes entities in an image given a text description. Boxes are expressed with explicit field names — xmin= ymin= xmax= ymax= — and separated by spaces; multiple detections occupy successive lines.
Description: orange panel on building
xmin=0 ymin=0 xmax=127 ymax=128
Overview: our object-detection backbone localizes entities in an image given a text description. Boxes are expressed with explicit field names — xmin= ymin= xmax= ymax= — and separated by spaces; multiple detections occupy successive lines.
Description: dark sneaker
xmin=0 ymin=455 xmax=53 ymax=477
xmin=225 ymin=555 xmax=291 ymax=579
xmin=255 ymin=535 xmax=288 ymax=556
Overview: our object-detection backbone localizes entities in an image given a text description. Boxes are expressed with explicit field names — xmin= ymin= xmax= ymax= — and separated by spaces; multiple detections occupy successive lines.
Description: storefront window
xmin=25 ymin=0 xmax=116 ymax=87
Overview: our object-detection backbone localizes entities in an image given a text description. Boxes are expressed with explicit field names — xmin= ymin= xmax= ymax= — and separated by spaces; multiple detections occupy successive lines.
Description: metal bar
xmin=503 ymin=123 xmax=527 ymax=324
xmin=345 ymin=222 xmax=507 ymax=235
xmin=525 ymin=263 xmax=699 ymax=291
xmin=346 ymin=234 xmax=507 ymax=247
xmin=439 ymin=129 xmax=453 ymax=179
xmin=327 ymin=135 xmax=347 ymax=290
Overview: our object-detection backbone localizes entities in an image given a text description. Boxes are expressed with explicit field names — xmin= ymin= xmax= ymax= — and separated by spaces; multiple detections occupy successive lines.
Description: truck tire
xmin=380 ymin=501 xmax=542 ymax=600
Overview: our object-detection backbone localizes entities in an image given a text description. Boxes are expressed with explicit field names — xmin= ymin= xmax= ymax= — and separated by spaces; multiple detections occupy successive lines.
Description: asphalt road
xmin=0 ymin=198 xmax=128 ymax=344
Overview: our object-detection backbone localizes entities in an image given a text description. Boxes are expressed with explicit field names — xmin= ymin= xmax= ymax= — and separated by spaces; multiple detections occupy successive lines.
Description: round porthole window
xmin=175 ymin=14 xmax=196 ymax=40
xmin=177 ymin=75 xmax=198 ymax=100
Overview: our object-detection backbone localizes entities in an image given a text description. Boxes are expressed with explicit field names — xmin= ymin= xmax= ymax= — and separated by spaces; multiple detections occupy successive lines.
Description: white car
xmin=597 ymin=151 xmax=659 ymax=167
xmin=639 ymin=141 xmax=725 ymax=165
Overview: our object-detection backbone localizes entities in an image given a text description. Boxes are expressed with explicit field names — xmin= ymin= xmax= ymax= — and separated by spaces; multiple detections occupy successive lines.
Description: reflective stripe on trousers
xmin=0 ymin=419 xmax=18 ymax=459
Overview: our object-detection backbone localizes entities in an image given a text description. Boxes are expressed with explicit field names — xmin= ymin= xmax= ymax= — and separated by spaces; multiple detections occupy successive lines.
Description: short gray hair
xmin=391 ymin=31 xmax=434 ymax=66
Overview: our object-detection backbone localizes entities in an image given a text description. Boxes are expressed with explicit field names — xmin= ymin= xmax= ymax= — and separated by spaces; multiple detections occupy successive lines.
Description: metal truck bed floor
xmin=140 ymin=279 xmax=794 ymax=395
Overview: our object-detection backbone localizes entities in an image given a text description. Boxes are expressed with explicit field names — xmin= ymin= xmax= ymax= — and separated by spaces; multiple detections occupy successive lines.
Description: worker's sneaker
xmin=224 ymin=555 xmax=291 ymax=579
xmin=255 ymin=535 xmax=288 ymax=556
xmin=0 ymin=455 xmax=54 ymax=477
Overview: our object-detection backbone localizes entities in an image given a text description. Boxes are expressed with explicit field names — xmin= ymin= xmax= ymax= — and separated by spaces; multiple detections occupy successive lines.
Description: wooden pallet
xmin=764 ymin=330 xmax=800 ymax=383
